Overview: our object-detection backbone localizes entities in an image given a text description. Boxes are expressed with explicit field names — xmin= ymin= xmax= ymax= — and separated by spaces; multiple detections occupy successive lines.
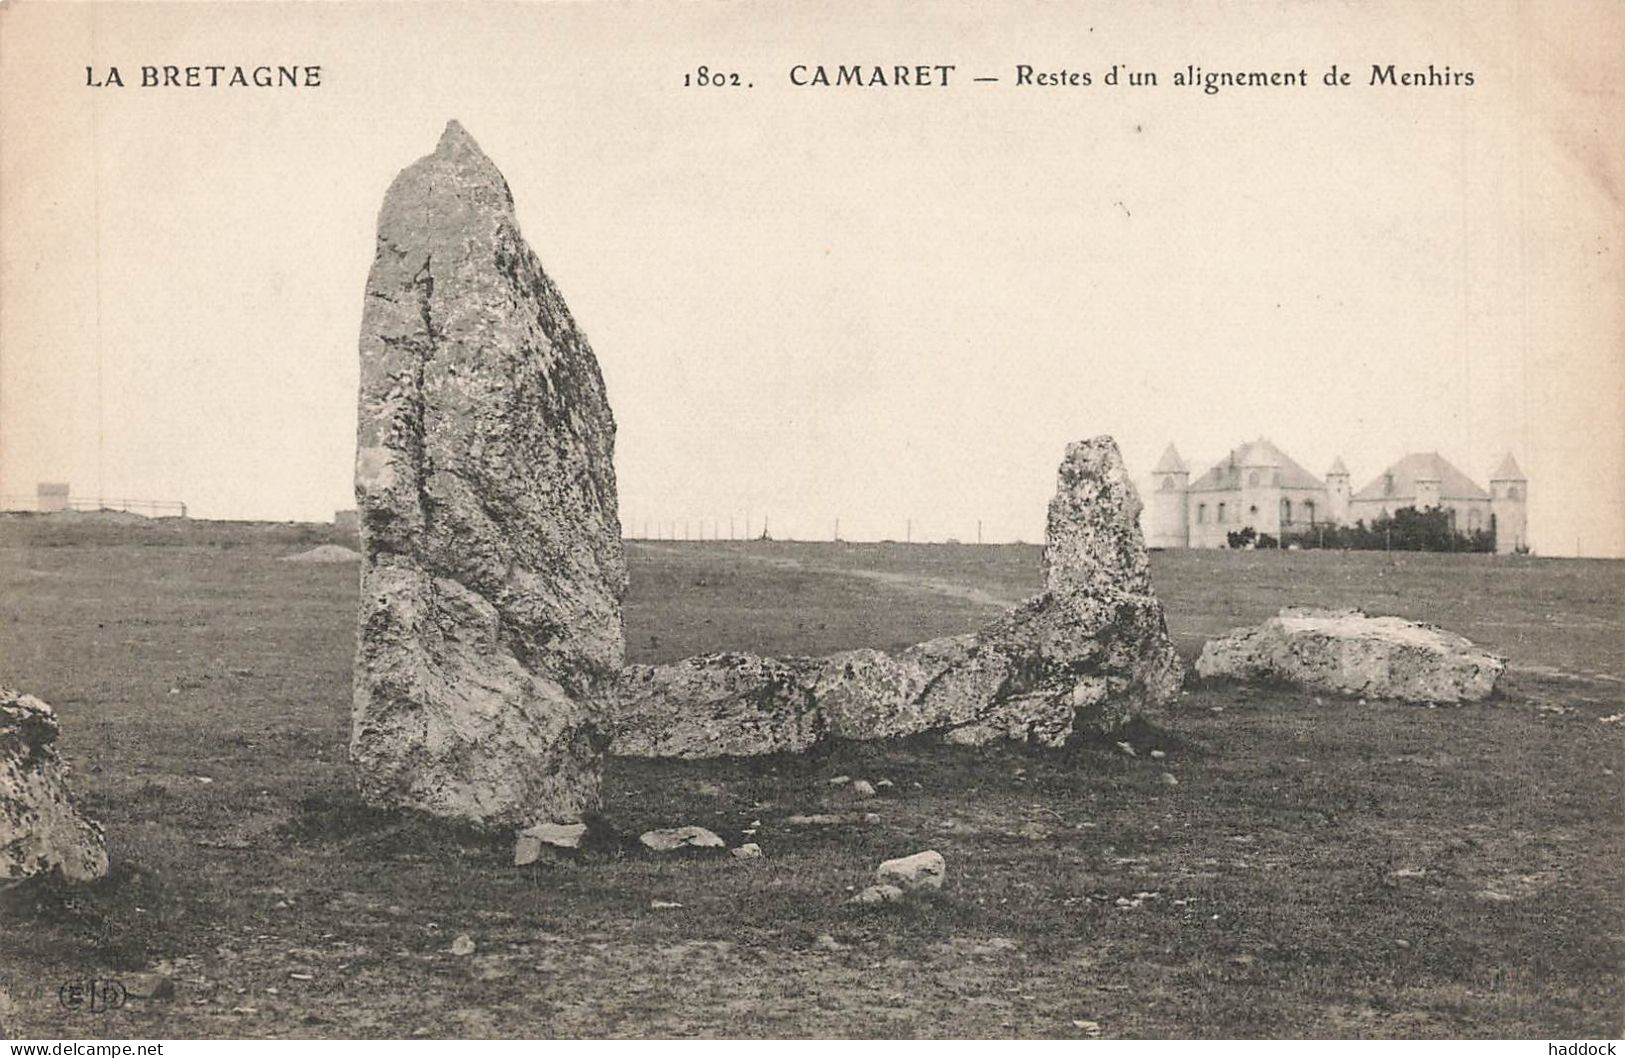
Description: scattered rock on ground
xmin=513 ymin=821 xmax=589 ymax=864
xmin=876 ymin=850 xmax=946 ymax=892
xmin=124 ymin=973 xmax=176 ymax=1001
xmin=849 ymin=884 xmax=905 ymax=905
xmin=1 ymin=688 xmax=108 ymax=885
xmin=351 ymin=121 xmax=625 ymax=830
xmin=1195 ymin=607 xmax=1505 ymax=703
xmin=850 ymin=779 xmax=876 ymax=798
xmin=449 ymin=934 xmax=476 ymax=956
xmin=731 ymin=843 xmax=762 ymax=860
xmin=1159 ymin=772 xmax=1179 ymax=786
xmin=639 ymin=826 xmax=725 ymax=851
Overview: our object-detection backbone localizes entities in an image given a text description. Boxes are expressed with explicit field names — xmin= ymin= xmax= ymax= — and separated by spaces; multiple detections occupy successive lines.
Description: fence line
xmin=0 ymin=495 xmax=188 ymax=518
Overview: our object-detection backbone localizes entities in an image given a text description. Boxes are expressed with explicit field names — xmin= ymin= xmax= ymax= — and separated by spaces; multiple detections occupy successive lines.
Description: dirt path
xmin=631 ymin=543 xmax=1022 ymax=610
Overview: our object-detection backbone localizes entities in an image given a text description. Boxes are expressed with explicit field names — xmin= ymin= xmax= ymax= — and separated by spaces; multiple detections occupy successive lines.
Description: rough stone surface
xmin=352 ymin=121 xmax=626 ymax=830
xmin=639 ymin=826 xmax=725 ymax=851
xmin=1 ymin=689 xmax=108 ymax=885
xmin=875 ymin=850 xmax=946 ymax=892
xmin=609 ymin=437 xmax=1181 ymax=755
xmin=1195 ymin=607 xmax=1505 ymax=703
xmin=613 ymin=654 xmax=820 ymax=758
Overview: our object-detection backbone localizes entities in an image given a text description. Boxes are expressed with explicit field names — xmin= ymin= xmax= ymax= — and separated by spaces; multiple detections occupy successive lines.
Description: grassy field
xmin=1 ymin=516 xmax=1621 ymax=1038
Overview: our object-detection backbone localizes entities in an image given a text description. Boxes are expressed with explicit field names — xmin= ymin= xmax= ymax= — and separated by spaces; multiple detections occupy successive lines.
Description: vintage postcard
xmin=0 ymin=0 xmax=1620 ymax=1045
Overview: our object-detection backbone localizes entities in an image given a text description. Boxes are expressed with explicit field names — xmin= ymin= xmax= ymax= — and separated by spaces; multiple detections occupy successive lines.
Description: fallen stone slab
xmin=1195 ymin=607 xmax=1505 ymax=703
xmin=610 ymin=438 xmax=1182 ymax=756
xmin=351 ymin=121 xmax=626 ymax=830
xmin=1 ymin=689 xmax=108 ymax=886
xmin=614 ymin=653 xmax=819 ymax=758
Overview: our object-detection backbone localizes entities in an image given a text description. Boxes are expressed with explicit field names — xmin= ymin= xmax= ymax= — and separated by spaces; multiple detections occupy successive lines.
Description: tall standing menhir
xmin=351 ymin=121 xmax=626 ymax=830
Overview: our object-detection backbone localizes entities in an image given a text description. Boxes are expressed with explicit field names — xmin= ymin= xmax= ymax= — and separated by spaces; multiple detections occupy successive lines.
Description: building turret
xmin=1488 ymin=453 xmax=1528 ymax=554
xmin=1147 ymin=444 xmax=1189 ymax=549
xmin=1325 ymin=457 xmax=1351 ymax=524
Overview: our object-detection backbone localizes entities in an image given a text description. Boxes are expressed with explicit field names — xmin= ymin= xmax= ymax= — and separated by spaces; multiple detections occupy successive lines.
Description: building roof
xmin=1352 ymin=452 xmax=1489 ymax=503
xmin=1188 ymin=438 xmax=1325 ymax=493
xmin=1489 ymin=452 xmax=1526 ymax=481
xmin=1152 ymin=444 xmax=1188 ymax=474
xmin=1327 ymin=456 xmax=1349 ymax=477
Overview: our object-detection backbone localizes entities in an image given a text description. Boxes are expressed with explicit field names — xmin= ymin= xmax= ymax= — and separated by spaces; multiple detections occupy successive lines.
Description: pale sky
xmin=2 ymin=1 xmax=1620 ymax=554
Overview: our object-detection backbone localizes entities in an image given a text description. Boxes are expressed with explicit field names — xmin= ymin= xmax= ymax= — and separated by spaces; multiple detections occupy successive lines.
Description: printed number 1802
xmin=684 ymin=67 xmax=750 ymax=87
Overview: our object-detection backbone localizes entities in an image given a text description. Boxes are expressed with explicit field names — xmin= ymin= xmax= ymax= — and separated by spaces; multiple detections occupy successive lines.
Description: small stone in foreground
xmin=849 ymin=884 xmax=905 ymax=906
xmin=639 ymin=826 xmax=725 ymax=851
xmin=876 ymin=850 xmax=946 ymax=892
xmin=124 ymin=973 xmax=176 ymax=1001
xmin=731 ymin=843 xmax=763 ymax=860
xmin=514 ymin=821 xmax=589 ymax=864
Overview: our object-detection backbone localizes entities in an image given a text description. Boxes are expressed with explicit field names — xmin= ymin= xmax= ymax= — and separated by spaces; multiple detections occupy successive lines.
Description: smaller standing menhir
xmin=351 ymin=121 xmax=626 ymax=831
xmin=0 ymin=688 xmax=108 ymax=886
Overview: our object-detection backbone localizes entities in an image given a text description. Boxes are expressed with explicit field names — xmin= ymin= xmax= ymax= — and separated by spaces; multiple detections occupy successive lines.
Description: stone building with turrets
xmin=1148 ymin=439 xmax=1529 ymax=553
